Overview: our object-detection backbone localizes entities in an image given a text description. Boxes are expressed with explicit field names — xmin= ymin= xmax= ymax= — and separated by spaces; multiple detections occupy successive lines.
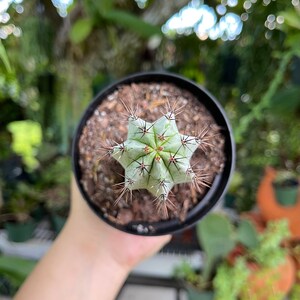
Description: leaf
xmin=197 ymin=214 xmax=236 ymax=260
xmin=69 ymin=18 xmax=93 ymax=44
xmin=7 ymin=120 xmax=42 ymax=170
xmin=103 ymin=9 xmax=161 ymax=38
xmin=280 ymin=10 xmax=300 ymax=30
xmin=83 ymin=0 xmax=113 ymax=17
xmin=285 ymin=32 xmax=300 ymax=50
xmin=0 ymin=255 xmax=36 ymax=286
xmin=197 ymin=214 xmax=236 ymax=281
xmin=95 ymin=0 xmax=114 ymax=14
xmin=0 ymin=40 xmax=12 ymax=72
xmin=236 ymin=219 xmax=259 ymax=249
xmin=270 ymin=85 xmax=300 ymax=116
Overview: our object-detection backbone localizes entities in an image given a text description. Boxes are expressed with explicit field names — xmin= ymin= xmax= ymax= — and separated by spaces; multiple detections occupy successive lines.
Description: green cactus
xmin=108 ymin=107 xmax=209 ymax=212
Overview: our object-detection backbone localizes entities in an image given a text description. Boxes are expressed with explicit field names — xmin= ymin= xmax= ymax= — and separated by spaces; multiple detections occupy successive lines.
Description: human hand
xmin=15 ymin=177 xmax=171 ymax=300
xmin=69 ymin=176 xmax=172 ymax=271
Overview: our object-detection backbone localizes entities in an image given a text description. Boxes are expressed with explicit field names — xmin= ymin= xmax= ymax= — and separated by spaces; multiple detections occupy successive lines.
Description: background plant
xmin=175 ymin=213 xmax=258 ymax=290
xmin=0 ymin=0 xmax=300 ymax=296
xmin=175 ymin=214 xmax=290 ymax=298
xmin=1 ymin=0 xmax=299 ymax=212
xmin=214 ymin=219 xmax=290 ymax=300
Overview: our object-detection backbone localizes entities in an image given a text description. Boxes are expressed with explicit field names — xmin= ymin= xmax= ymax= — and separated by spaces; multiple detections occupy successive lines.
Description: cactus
xmin=104 ymin=103 xmax=211 ymax=214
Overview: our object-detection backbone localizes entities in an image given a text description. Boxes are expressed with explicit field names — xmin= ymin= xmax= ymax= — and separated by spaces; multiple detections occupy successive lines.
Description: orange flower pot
xmin=242 ymin=255 xmax=296 ymax=300
xmin=257 ymin=167 xmax=300 ymax=238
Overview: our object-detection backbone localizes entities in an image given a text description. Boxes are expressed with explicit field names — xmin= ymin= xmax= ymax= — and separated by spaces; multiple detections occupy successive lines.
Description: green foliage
xmin=227 ymin=171 xmax=243 ymax=194
xmin=271 ymin=86 xmax=300 ymax=116
xmin=0 ymin=255 xmax=36 ymax=295
xmin=0 ymin=72 xmax=19 ymax=101
xmin=281 ymin=11 xmax=300 ymax=30
xmin=236 ymin=219 xmax=259 ymax=249
xmin=197 ymin=214 xmax=236 ymax=282
xmin=213 ymin=219 xmax=290 ymax=299
xmin=197 ymin=214 xmax=259 ymax=282
xmin=7 ymin=120 xmax=42 ymax=170
xmin=213 ymin=258 xmax=249 ymax=300
xmin=176 ymin=215 xmax=288 ymax=297
xmin=54 ymin=63 xmax=93 ymax=153
xmin=3 ymin=182 xmax=40 ymax=222
xmin=200 ymin=1 xmax=300 ymax=210
xmin=40 ymin=156 xmax=71 ymax=188
xmin=72 ymin=1 xmax=161 ymax=45
xmin=173 ymin=213 xmax=258 ymax=288
xmin=234 ymin=50 xmax=295 ymax=143
xmin=69 ymin=18 xmax=94 ymax=44
xmin=0 ymin=40 xmax=12 ymax=73
xmin=290 ymin=283 xmax=300 ymax=300
xmin=93 ymin=0 xmax=114 ymax=13
xmin=37 ymin=156 xmax=71 ymax=214
xmin=1 ymin=0 xmax=299 ymax=225
xmin=18 ymin=17 xmax=53 ymax=71
xmin=250 ymin=219 xmax=289 ymax=268
xmin=173 ymin=261 xmax=201 ymax=288
xmin=0 ymin=41 xmax=19 ymax=101
xmin=111 ymin=111 xmax=199 ymax=209
xmin=104 ymin=9 xmax=161 ymax=38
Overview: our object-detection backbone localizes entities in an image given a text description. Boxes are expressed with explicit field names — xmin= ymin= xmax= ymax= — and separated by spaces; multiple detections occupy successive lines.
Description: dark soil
xmin=78 ymin=82 xmax=225 ymax=225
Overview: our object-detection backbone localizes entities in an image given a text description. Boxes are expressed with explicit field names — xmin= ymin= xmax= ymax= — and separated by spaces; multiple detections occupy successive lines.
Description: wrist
xmin=58 ymin=217 xmax=130 ymax=299
xmin=65 ymin=211 xmax=133 ymax=273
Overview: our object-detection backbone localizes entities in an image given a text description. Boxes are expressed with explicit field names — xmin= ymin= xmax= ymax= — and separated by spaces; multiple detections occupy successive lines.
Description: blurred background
xmin=0 ymin=0 xmax=300 ymax=299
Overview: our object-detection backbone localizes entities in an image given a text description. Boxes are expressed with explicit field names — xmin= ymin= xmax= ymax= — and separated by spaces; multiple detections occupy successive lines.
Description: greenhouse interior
xmin=0 ymin=0 xmax=300 ymax=299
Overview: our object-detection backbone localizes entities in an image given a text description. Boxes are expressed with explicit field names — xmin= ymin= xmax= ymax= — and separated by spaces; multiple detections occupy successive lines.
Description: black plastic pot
xmin=72 ymin=72 xmax=235 ymax=236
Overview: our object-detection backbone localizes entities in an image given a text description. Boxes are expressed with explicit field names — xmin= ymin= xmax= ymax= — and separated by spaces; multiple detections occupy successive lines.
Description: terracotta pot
xmin=257 ymin=167 xmax=300 ymax=238
xmin=242 ymin=255 xmax=296 ymax=300
xmin=283 ymin=237 xmax=300 ymax=283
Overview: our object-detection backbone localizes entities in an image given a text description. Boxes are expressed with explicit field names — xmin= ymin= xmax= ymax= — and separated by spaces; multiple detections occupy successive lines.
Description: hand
xmin=69 ymin=176 xmax=171 ymax=270
xmin=15 ymin=177 xmax=171 ymax=300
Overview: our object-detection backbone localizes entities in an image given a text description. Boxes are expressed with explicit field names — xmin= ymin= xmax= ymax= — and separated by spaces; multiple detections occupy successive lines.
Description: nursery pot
xmin=273 ymin=180 xmax=299 ymax=207
xmin=72 ymin=72 xmax=235 ymax=236
xmin=4 ymin=220 xmax=36 ymax=243
xmin=187 ymin=287 xmax=214 ymax=300
xmin=49 ymin=213 xmax=67 ymax=234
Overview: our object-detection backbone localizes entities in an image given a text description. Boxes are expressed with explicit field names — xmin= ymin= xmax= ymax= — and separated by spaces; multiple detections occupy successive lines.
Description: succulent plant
xmin=104 ymin=103 xmax=212 ymax=214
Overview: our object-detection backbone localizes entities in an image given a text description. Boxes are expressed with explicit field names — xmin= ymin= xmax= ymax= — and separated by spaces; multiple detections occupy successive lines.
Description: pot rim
xmin=72 ymin=71 xmax=235 ymax=236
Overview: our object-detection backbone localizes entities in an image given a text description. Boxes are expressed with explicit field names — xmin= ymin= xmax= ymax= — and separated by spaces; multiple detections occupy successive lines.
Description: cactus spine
xmin=109 ymin=106 xmax=207 ymax=212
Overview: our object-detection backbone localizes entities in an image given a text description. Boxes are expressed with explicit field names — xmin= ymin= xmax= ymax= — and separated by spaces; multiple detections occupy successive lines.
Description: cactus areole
xmin=73 ymin=72 xmax=235 ymax=236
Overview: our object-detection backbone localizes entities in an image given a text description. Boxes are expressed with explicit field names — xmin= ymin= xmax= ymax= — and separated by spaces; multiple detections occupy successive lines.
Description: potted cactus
xmin=73 ymin=72 xmax=235 ymax=235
